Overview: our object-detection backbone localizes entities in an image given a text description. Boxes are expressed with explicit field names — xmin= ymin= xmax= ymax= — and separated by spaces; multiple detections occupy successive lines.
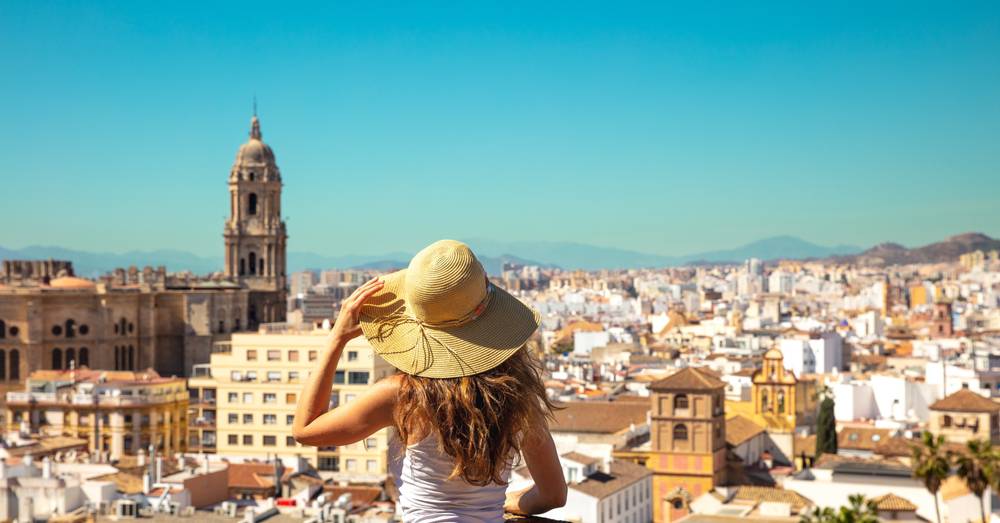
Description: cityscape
xmin=3 ymin=3 xmax=1000 ymax=523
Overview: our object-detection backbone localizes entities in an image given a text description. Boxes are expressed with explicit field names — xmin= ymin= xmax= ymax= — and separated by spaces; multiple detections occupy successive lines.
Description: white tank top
xmin=390 ymin=433 xmax=510 ymax=522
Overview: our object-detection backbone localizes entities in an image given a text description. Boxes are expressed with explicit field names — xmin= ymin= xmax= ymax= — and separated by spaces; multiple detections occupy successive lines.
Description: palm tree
xmin=799 ymin=494 xmax=878 ymax=523
xmin=952 ymin=439 xmax=992 ymax=523
xmin=912 ymin=432 xmax=950 ymax=523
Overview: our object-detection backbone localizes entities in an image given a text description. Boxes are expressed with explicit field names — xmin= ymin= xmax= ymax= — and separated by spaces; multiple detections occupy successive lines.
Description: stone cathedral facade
xmin=0 ymin=115 xmax=289 ymax=396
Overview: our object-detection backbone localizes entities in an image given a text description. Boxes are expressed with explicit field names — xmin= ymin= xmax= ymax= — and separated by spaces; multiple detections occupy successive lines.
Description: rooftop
xmin=549 ymin=401 xmax=649 ymax=435
xmin=930 ymin=388 xmax=1000 ymax=413
xmin=649 ymin=367 xmax=726 ymax=392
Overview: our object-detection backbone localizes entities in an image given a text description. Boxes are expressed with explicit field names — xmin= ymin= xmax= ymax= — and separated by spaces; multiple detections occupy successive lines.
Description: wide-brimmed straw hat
xmin=358 ymin=239 xmax=540 ymax=379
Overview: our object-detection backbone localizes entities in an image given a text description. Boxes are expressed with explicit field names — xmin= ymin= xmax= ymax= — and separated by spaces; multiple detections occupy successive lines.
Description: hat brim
xmin=358 ymin=270 xmax=540 ymax=379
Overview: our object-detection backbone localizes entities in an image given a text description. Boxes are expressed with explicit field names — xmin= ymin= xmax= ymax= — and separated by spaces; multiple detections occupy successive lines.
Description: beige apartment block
xmin=4 ymin=369 xmax=188 ymax=461
xmin=187 ymin=325 xmax=395 ymax=482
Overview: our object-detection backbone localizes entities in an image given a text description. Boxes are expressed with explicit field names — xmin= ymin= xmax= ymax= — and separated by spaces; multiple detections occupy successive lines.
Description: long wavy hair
xmin=393 ymin=346 xmax=557 ymax=486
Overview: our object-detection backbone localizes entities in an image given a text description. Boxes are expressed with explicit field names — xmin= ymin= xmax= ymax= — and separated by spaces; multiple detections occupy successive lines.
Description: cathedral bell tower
xmin=224 ymin=113 xmax=288 ymax=327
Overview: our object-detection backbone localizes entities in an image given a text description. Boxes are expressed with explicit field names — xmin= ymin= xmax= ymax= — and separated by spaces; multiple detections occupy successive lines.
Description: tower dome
xmin=232 ymin=116 xmax=280 ymax=180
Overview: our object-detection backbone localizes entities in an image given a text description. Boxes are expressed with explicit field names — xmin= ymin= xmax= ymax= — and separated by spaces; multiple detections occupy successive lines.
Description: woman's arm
xmin=504 ymin=427 xmax=568 ymax=515
xmin=292 ymin=278 xmax=394 ymax=447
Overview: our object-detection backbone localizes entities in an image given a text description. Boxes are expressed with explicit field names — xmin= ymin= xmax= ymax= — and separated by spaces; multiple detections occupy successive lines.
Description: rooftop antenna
xmin=253 ymin=94 xmax=258 ymax=117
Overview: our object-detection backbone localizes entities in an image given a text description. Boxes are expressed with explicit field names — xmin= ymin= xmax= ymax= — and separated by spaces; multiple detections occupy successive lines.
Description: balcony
xmin=212 ymin=341 xmax=232 ymax=354
xmin=5 ymin=392 xmax=57 ymax=404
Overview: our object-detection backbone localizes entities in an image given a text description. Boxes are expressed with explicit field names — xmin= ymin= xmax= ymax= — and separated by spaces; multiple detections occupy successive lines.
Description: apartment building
xmin=4 ymin=369 xmax=188 ymax=460
xmin=187 ymin=325 xmax=395 ymax=482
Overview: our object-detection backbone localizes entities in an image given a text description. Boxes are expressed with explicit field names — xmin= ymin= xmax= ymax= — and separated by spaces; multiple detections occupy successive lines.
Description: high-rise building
xmin=187 ymin=327 xmax=395 ymax=482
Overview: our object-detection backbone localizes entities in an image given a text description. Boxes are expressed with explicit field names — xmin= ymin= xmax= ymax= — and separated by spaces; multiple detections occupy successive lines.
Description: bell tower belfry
xmin=224 ymin=113 xmax=288 ymax=327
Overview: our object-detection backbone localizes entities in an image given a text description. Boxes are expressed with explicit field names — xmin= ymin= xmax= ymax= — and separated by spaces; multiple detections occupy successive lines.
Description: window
xmin=367 ymin=459 xmax=377 ymax=472
xmin=347 ymin=351 xmax=358 ymax=362
xmin=9 ymin=350 xmax=18 ymax=380
xmin=288 ymin=371 xmax=300 ymax=382
xmin=52 ymin=348 xmax=62 ymax=370
xmin=79 ymin=347 xmax=89 ymax=367
xmin=52 ymin=325 xmax=62 ymax=336
xmin=943 ymin=415 xmax=953 ymax=427
xmin=348 ymin=371 xmax=370 ymax=385
xmin=230 ymin=371 xmax=243 ymax=381
xmin=228 ymin=435 xmax=238 ymax=445
xmin=334 ymin=371 xmax=345 ymax=384
xmin=365 ymin=437 xmax=378 ymax=450
xmin=246 ymin=371 xmax=257 ymax=382
xmin=249 ymin=252 xmax=257 ymax=275
xmin=344 ymin=393 xmax=356 ymax=403
xmin=286 ymin=415 xmax=295 ymax=425
xmin=243 ymin=414 xmax=253 ymax=424
xmin=228 ymin=414 xmax=238 ymax=424
xmin=286 ymin=393 xmax=297 ymax=404
xmin=243 ymin=392 xmax=253 ymax=403
xmin=0 ymin=349 xmax=5 ymax=380
xmin=243 ymin=435 xmax=253 ymax=445
xmin=266 ymin=371 xmax=281 ymax=382
xmin=673 ymin=424 xmax=689 ymax=441
xmin=674 ymin=394 xmax=689 ymax=410
xmin=228 ymin=392 xmax=239 ymax=403
xmin=777 ymin=390 xmax=786 ymax=413
xmin=66 ymin=347 xmax=76 ymax=369
xmin=65 ymin=319 xmax=76 ymax=338
xmin=263 ymin=435 xmax=276 ymax=446
xmin=288 ymin=350 xmax=299 ymax=362
xmin=246 ymin=350 xmax=257 ymax=361
xmin=286 ymin=436 xmax=296 ymax=446
xmin=267 ymin=350 xmax=280 ymax=361
xmin=318 ymin=457 xmax=339 ymax=471
xmin=346 ymin=459 xmax=357 ymax=471
xmin=263 ymin=393 xmax=277 ymax=404
xmin=248 ymin=193 xmax=258 ymax=215
xmin=263 ymin=414 xmax=277 ymax=425
xmin=308 ymin=351 xmax=318 ymax=362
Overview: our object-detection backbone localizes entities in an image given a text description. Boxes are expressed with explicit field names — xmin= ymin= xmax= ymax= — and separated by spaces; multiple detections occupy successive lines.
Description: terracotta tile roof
xmin=550 ymin=401 xmax=649 ymax=435
xmin=227 ymin=462 xmax=287 ymax=490
xmin=649 ymin=367 xmax=726 ymax=392
xmin=561 ymin=451 xmax=600 ymax=467
xmin=731 ymin=486 xmax=812 ymax=511
xmin=838 ymin=427 xmax=893 ymax=451
xmin=872 ymin=493 xmax=918 ymax=512
xmin=873 ymin=436 xmax=918 ymax=458
xmin=567 ymin=459 xmax=651 ymax=500
xmin=726 ymin=415 xmax=766 ymax=447
xmin=322 ymin=485 xmax=382 ymax=506
xmin=930 ymin=389 xmax=1000 ymax=413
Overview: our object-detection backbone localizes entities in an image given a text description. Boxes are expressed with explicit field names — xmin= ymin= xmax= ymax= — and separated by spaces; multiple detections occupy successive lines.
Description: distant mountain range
xmin=1 ymin=232 xmax=994 ymax=277
xmin=830 ymin=232 xmax=1000 ymax=266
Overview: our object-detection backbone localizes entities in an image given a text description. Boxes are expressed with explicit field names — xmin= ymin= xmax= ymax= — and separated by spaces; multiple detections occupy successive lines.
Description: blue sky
xmin=1 ymin=1 xmax=998 ymax=258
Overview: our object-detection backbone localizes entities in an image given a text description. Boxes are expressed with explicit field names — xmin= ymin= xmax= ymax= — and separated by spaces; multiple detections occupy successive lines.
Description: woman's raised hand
xmin=329 ymin=277 xmax=384 ymax=344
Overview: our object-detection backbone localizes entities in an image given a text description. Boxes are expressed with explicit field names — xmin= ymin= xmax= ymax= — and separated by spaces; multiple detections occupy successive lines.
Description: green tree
xmin=951 ymin=439 xmax=992 ymax=523
xmin=800 ymin=494 xmax=878 ymax=523
xmin=912 ymin=432 xmax=950 ymax=523
xmin=815 ymin=390 xmax=837 ymax=457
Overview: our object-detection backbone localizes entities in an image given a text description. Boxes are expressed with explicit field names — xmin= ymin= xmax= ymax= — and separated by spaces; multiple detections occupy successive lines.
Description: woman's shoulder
xmin=372 ymin=373 xmax=404 ymax=399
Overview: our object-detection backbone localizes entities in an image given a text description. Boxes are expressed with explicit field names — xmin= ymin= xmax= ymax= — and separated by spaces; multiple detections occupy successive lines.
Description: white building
xmin=778 ymin=332 xmax=843 ymax=375
xmin=574 ymin=330 xmax=611 ymax=356
xmin=831 ymin=374 xmax=938 ymax=422
xmin=510 ymin=453 xmax=652 ymax=523
xmin=784 ymin=457 xmax=986 ymax=523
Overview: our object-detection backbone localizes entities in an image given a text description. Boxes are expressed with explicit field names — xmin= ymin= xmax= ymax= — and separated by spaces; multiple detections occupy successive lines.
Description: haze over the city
xmin=2 ymin=1 xmax=998 ymax=259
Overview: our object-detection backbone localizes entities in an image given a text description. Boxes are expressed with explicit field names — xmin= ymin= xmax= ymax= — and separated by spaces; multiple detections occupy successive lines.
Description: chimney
xmin=42 ymin=457 xmax=52 ymax=479
xmin=137 ymin=448 xmax=147 ymax=467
